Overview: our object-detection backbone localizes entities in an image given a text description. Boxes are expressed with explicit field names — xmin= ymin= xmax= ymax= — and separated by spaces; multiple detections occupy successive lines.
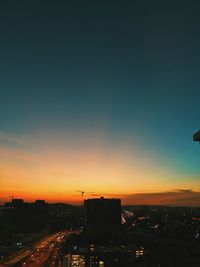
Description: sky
xmin=0 ymin=0 xmax=200 ymax=206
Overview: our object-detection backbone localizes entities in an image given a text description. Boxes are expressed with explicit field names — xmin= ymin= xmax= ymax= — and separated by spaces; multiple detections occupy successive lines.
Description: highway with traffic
xmin=2 ymin=231 xmax=76 ymax=267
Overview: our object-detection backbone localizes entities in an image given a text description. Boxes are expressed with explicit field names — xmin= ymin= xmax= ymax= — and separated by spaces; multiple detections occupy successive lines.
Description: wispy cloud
xmin=0 ymin=130 xmax=28 ymax=146
xmin=0 ymin=130 xmax=199 ymax=206
xmin=122 ymin=189 xmax=200 ymax=207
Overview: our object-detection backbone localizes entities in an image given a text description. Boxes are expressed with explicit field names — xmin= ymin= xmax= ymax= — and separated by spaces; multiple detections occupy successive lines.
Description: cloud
xmin=122 ymin=189 xmax=200 ymax=207
xmin=0 ymin=130 xmax=28 ymax=146
xmin=176 ymin=189 xmax=193 ymax=193
xmin=0 ymin=130 xmax=199 ymax=206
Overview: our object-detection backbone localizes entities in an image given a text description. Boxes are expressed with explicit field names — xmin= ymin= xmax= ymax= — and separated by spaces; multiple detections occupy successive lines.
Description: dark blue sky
xmin=0 ymin=0 xmax=200 ymax=186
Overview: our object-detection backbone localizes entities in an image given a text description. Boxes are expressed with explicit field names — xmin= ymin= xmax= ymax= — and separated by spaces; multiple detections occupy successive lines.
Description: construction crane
xmin=9 ymin=195 xmax=16 ymax=202
xmin=75 ymin=190 xmax=85 ymax=198
xmin=75 ymin=190 xmax=95 ymax=205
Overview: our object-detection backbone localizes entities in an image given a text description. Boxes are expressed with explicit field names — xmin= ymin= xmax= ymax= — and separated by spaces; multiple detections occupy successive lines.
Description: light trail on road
xmin=19 ymin=232 xmax=66 ymax=267
xmin=9 ymin=231 xmax=77 ymax=267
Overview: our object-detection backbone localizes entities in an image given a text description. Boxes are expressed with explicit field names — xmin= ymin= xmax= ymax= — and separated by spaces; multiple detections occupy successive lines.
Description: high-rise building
xmin=84 ymin=197 xmax=121 ymax=237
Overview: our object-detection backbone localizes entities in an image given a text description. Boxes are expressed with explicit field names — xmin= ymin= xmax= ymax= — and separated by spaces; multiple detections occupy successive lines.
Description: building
xmin=84 ymin=197 xmax=121 ymax=238
xmin=193 ymin=130 xmax=200 ymax=142
xmin=65 ymin=244 xmax=136 ymax=267
xmin=3 ymin=199 xmax=49 ymax=234
xmin=0 ymin=225 xmax=11 ymax=244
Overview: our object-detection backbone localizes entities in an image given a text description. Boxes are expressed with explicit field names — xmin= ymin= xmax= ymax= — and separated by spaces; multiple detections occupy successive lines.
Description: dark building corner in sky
xmin=193 ymin=130 xmax=200 ymax=142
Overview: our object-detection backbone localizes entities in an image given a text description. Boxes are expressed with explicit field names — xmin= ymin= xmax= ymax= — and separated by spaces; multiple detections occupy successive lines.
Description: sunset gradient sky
xmin=0 ymin=1 xmax=200 ymax=206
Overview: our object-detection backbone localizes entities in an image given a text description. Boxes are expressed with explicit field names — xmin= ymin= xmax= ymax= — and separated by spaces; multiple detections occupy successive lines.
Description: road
xmin=3 ymin=231 xmax=77 ymax=267
xmin=18 ymin=232 xmax=67 ymax=267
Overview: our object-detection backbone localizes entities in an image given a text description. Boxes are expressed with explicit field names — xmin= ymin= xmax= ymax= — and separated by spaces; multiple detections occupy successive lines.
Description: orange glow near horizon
xmin=0 ymin=130 xmax=199 ymax=206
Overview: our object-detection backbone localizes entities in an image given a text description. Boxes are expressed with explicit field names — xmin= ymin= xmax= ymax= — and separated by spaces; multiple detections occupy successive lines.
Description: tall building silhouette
xmin=84 ymin=197 xmax=121 ymax=238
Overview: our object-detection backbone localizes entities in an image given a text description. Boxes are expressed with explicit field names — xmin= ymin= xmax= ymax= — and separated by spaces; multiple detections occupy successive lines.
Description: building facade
xmin=84 ymin=197 xmax=121 ymax=238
